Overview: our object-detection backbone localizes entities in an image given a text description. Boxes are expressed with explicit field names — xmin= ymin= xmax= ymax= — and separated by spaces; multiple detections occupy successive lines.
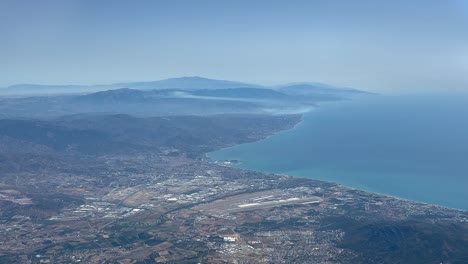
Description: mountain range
xmin=0 ymin=76 xmax=367 ymax=97
xmin=0 ymin=77 xmax=259 ymax=96
xmin=0 ymin=77 xmax=372 ymax=118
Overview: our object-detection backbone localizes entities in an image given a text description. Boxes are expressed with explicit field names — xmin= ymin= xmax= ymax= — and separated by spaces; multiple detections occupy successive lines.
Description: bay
xmin=208 ymin=94 xmax=468 ymax=210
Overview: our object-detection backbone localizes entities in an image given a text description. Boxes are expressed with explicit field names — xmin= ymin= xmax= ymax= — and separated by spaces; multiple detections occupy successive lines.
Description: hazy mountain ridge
xmin=0 ymin=77 xmax=371 ymax=118
xmin=114 ymin=76 xmax=262 ymax=90
xmin=74 ymin=88 xmax=149 ymax=102
xmin=75 ymin=87 xmax=289 ymax=102
xmin=0 ymin=76 xmax=366 ymax=97
xmin=0 ymin=84 xmax=119 ymax=96
xmin=0 ymin=77 xmax=261 ymax=96
xmin=191 ymin=87 xmax=289 ymax=99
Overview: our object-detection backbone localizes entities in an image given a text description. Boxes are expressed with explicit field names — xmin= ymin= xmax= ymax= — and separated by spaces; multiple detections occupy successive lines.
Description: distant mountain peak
xmin=115 ymin=76 xmax=262 ymax=90
xmin=165 ymin=76 xmax=210 ymax=80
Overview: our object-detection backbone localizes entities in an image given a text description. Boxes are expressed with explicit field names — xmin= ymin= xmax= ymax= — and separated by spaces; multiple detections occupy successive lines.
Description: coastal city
xmin=3 ymin=0 xmax=468 ymax=263
xmin=1 ymin=151 xmax=467 ymax=263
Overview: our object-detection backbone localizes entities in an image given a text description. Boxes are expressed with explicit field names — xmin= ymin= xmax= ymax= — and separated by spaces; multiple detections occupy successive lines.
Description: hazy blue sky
xmin=1 ymin=0 xmax=468 ymax=92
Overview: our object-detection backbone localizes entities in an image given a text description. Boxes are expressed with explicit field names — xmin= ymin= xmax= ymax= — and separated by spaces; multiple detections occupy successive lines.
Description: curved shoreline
xmin=206 ymin=113 xmax=467 ymax=212
xmin=207 ymin=155 xmax=467 ymax=212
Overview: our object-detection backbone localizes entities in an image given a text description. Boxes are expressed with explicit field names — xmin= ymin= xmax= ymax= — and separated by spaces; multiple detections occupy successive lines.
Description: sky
xmin=1 ymin=0 xmax=468 ymax=92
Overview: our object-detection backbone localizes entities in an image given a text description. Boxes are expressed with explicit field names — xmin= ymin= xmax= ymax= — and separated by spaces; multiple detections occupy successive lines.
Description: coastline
xmin=206 ymin=113 xmax=467 ymax=213
xmin=208 ymin=155 xmax=467 ymax=213
xmin=205 ymin=112 xmax=306 ymax=157
xmin=208 ymin=160 xmax=467 ymax=213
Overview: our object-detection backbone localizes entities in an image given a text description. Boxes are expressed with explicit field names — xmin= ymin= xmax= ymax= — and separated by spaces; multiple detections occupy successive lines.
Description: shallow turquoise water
xmin=209 ymin=94 xmax=468 ymax=210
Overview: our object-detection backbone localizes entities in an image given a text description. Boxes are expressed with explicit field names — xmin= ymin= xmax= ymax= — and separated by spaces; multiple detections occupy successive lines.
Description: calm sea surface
xmin=208 ymin=94 xmax=468 ymax=210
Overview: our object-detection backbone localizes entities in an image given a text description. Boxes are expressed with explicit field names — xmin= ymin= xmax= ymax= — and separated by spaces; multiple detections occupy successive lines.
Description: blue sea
xmin=209 ymin=94 xmax=468 ymax=210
